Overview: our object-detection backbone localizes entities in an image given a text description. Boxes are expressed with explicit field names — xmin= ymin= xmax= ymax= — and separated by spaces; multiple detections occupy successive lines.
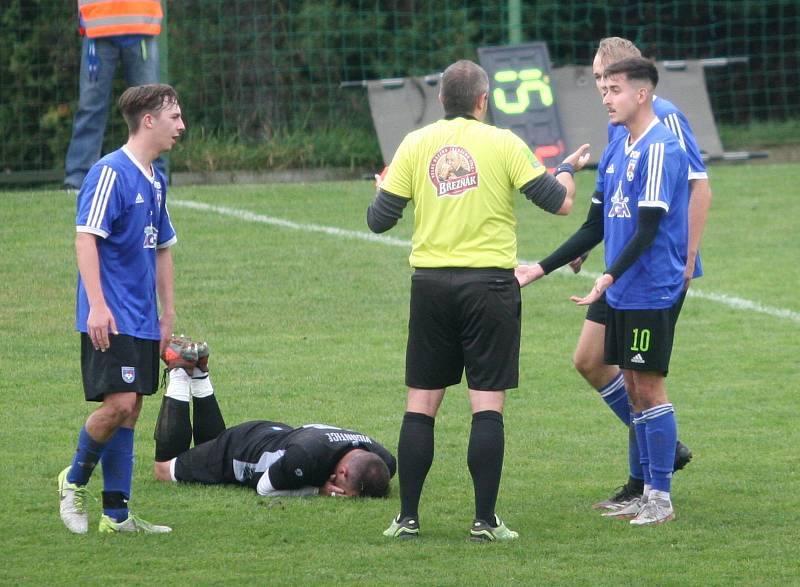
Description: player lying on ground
xmin=152 ymin=336 xmax=396 ymax=497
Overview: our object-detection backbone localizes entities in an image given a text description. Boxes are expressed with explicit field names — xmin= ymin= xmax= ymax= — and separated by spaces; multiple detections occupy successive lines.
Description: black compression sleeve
xmin=366 ymin=189 xmax=409 ymax=233
xmin=606 ymin=207 xmax=665 ymax=279
xmin=538 ymin=194 xmax=604 ymax=274
xmin=520 ymin=173 xmax=567 ymax=214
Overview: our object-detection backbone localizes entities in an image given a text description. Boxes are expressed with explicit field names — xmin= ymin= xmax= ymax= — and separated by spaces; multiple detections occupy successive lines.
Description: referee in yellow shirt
xmin=368 ymin=59 xmax=590 ymax=541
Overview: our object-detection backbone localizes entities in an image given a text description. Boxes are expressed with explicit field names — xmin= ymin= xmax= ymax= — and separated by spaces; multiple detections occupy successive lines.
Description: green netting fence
xmin=1 ymin=0 xmax=797 ymax=178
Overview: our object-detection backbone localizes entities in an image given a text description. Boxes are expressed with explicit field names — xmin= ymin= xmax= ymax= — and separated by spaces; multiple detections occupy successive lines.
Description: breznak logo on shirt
xmin=428 ymin=146 xmax=479 ymax=197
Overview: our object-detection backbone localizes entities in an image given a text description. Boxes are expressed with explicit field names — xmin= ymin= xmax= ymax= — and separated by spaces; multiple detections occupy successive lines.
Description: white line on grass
xmin=172 ymin=199 xmax=800 ymax=325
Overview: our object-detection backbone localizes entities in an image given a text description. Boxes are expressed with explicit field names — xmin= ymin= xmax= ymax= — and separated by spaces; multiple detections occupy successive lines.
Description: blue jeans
xmin=64 ymin=37 xmax=160 ymax=188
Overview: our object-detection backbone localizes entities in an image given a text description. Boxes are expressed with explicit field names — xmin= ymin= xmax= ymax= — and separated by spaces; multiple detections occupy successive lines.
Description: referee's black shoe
xmin=674 ymin=440 xmax=693 ymax=472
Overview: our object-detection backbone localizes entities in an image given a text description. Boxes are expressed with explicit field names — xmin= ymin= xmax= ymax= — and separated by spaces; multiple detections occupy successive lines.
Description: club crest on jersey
xmin=626 ymin=150 xmax=641 ymax=181
xmin=608 ymin=181 xmax=631 ymax=218
xmin=154 ymin=180 xmax=162 ymax=208
xmin=121 ymin=367 xmax=136 ymax=383
xmin=143 ymin=225 xmax=158 ymax=249
xmin=429 ymin=146 xmax=478 ymax=197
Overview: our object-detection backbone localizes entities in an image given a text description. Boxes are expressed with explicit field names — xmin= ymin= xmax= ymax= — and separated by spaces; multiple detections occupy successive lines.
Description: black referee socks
xmin=398 ymin=411 xmax=435 ymax=520
xmin=468 ymin=410 xmax=504 ymax=524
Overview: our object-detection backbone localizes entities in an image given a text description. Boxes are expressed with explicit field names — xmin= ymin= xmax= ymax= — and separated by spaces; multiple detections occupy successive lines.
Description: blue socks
xmin=633 ymin=413 xmax=651 ymax=486
xmin=100 ymin=427 xmax=135 ymax=522
xmin=627 ymin=412 xmax=644 ymax=480
xmin=633 ymin=405 xmax=678 ymax=493
xmin=598 ymin=374 xmax=644 ymax=482
xmin=67 ymin=426 xmax=107 ymax=486
xmin=597 ymin=373 xmax=630 ymax=425
xmin=642 ymin=404 xmax=677 ymax=493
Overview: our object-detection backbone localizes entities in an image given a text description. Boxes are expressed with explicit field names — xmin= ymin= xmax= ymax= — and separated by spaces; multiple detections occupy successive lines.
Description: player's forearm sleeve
xmin=538 ymin=197 xmax=604 ymax=274
xmin=367 ymin=189 xmax=409 ymax=233
xmin=520 ymin=173 xmax=567 ymax=214
xmin=605 ymin=207 xmax=665 ymax=280
xmin=257 ymin=485 xmax=319 ymax=497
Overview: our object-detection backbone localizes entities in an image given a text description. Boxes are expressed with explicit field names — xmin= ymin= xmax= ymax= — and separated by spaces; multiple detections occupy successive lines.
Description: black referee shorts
xmin=80 ymin=333 xmax=160 ymax=402
xmin=604 ymin=292 xmax=686 ymax=375
xmin=405 ymin=268 xmax=521 ymax=392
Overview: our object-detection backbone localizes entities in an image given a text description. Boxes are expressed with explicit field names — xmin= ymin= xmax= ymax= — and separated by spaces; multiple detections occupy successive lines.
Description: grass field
xmin=2 ymin=164 xmax=798 ymax=586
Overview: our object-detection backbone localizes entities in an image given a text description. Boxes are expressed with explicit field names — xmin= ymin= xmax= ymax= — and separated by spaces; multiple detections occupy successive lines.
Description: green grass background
xmin=1 ymin=165 xmax=798 ymax=586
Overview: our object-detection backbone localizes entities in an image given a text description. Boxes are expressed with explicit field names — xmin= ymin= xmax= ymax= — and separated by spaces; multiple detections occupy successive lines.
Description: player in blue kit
xmin=58 ymin=84 xmax=185 ymax=534
xmin=516 ymin=38 xmax=711 ymax=514
xmin=574 ymin=57 xmax=688 ymax=525
xmin=523 ymin=57 xmax=689 ymax=525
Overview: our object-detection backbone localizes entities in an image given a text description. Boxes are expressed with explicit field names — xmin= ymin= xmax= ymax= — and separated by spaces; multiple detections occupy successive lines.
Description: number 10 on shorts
xmin=630 ymin=328 xmax=651 ymax=352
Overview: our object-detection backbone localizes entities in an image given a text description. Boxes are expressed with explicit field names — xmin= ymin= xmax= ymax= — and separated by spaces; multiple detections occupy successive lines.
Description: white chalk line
xmin=172 ymin=199 xmax=800 ymax=325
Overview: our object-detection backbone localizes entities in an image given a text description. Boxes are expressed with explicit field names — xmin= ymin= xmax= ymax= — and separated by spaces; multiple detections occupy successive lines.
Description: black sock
xmin=628 ymin=475 xmax=645 ymax=494
xmin=468 ymin=410 xmax=504 ymax=524
xmin=398 ymin=411 xmax=435 ymax=520
xmin=153 ymin=397 xmax=192 ymax=461
xmin=192 ymin=395 xmax=226 ymax=445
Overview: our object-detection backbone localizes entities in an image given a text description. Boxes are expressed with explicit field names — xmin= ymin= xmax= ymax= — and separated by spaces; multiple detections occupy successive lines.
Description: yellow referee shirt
xmin=380 ymin=116 xmax=545 ymax=268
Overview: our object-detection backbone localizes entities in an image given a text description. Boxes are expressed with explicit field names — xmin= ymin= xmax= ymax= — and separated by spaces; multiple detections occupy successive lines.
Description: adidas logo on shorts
xmin=631 ymin=353 xmax=645 ymax=364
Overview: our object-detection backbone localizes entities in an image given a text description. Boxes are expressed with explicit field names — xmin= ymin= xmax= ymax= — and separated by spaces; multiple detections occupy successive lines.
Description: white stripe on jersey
xmin=663 ymin=113 xmax=687 ymax=151
xmin=645 ymin=143 xmax=665 ymax=203
xmin=87 ymin=166 xmax=117 ymax=229
xmin=94 ymin=169 xmax=115 ymax=229
xmin=86 ymin=166 xmax=109 ymax=228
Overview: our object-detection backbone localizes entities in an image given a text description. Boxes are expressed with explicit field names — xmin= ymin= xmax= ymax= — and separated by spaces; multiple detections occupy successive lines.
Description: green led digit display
xmin=478 ymin=43 xmax=566 ymax=170
xmin=492 ymin=68 xmax=554 ymax=114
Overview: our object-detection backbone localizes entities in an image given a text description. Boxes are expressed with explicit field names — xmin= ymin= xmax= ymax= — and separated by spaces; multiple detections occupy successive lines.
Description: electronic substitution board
xmin=477 ymin=43 xmax=566 ymax=170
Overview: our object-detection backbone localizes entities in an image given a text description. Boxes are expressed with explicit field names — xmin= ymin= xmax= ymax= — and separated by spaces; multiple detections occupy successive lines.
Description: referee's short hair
xmin=348 ymin=452 xmax=391 ymax=498
xmin=603 ymin=57 xmax=659 ymax=89
xmin=440 ymin=60 xmax=489 ymax=117
xmin=119 ymin=83 xmax=179 ymax=134
xmin=596 ymin=37 xmax=642 ymax=66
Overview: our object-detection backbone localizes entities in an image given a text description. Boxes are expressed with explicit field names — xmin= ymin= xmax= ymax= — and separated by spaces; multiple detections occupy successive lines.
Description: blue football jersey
xmin=609 ymin=95 xmax=707 ymax=278
xmin=75 ymin=146 xmax=177 ymax=340
xmin=595 ymin=118 xmax=689 ymax=310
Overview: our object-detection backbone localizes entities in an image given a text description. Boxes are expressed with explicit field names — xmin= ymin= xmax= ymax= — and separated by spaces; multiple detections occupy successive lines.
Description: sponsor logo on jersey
xmin=121 ymin=367 xmax=136 ymax=383
xmin=428 ymin=146 xmax=479 ymax=197
xmin=526 ymin=149 xmax=543 ymax=169
xmin=143 ymin=224 xmax=158 ymax=249
xmin=607 ymin=181 xmax=631 ymax=218
xmin=606 ymin=163 xmax=615 ymax=174
xmin=135 ymin=193 xmax=144 ymax=204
